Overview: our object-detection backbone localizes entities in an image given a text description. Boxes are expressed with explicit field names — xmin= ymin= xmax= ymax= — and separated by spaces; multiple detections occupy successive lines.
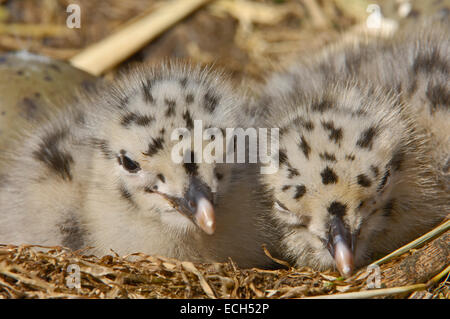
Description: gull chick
xmin=0 ymin=62 xmax=277 ymax=268
xmin=258 ymin=23 xmax=449 ymax=276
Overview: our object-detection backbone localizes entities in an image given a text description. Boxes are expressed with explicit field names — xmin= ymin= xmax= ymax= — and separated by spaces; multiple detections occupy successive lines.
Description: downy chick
xmin=257 ymin=22 xmax=449 ymax=276
xmin=0 ymin=62 xmax=277 ymax=268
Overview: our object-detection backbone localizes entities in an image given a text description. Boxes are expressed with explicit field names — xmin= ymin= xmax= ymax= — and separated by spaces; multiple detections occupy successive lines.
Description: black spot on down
xmin=312 ymin=98 xmax=333 ymax=113
xmin=121 ymin=113 xmax=137 ymax=127
xmin=426 ymin=84 xmax=449 ymax=113
xmin=319 ymin=152 xmax=336 ymax=162
xmin=119 ymin=183 xmax=138 ymax=209
xmin=142 ymin=79 xmax=155 ymax=104
xmin=144 ymin=137 xmax=164 ymax=157
xmin=203 ymin=91 xmax=219 ymax=113
xmin=357 ymin=174 xmax=372 ymax=187
xmin=278 ymin=149 xmax=288 ymax=165
xmin=413 ymin=49 xmax=449 ymax=74
xmin=293 ymin=185 xmax=306 ymax=200
xmin=32 ymin=128 xmax=74 ymax=181
xmin=377 ymin=170 xmax=390 ymax=192
xmin=356 ymin=126 xmax=377 ymax=149
xmin=183 ymin=110 xmax=194 ymax=130
xmin=287 ymin=166 xmax=300 ymax=179
xmin=321 ymin=121 xmax=343 ymax=144
xmin=165 ymin=99 xmax=176 ymax=117
xmin=183 ymin=151 xmax=198 ymax=176
xmin=299 ymin=136 xmax=311 ymax=159
xmin=59 ymin=213 xmax=84 ymax=250
xmin=327 ymin=201 xmax=347 ymax=217
xmin=321 ymin=166 xmax=338 ymax=185
xmin=90 ymin=138 xmax=114 ymax=159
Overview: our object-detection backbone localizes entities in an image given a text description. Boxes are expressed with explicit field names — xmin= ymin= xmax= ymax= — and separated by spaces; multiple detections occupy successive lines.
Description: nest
xmin=0 ymin=222 xmax=448 ymax=299
xmin=0 ymin=0 xmax=448 ymax=299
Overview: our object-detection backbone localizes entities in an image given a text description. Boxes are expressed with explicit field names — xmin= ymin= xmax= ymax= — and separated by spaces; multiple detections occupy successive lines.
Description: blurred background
xmin=0 ymin=0 xmax=448 ymax=81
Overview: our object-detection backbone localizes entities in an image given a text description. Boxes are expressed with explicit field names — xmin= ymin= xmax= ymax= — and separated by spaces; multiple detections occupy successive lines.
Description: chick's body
xmin=259 ymin=23 xmax=449 ymax=275
xmin=0 ymin=63 xmax=277 ymax=268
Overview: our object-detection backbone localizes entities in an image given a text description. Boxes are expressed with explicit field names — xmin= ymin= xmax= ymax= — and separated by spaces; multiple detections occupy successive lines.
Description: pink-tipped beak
xmin=194 ymin=197 xmax=216 ymax=235
xmin=328 ymin=215 xmax=355 ymax=278
xmin=334 ymin=239 xmax=354 ymax=278
xmin=149 ymin=176 xmax=216 ymax=236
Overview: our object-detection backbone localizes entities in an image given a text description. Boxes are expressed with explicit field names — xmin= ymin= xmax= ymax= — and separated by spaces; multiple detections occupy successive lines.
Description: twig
xmin=181 ymin=261 xmax=216 ymax=299
xmin=302 ymin=283 xmax=426 ymax=299
xmin=0 ymin=35 xmax=79 ymax=60
xmin=280 ymin=286 xmax=309 ymax=299
xmin=70 ymin=0 xmax=212 ymax=75
xmin=371 ymin=219 xmax=450 ymax=266
xmin=262 ymin=244 xmax=291 ymax=269
xmin=0 ymin=23 xmax=70 ymax=38
xmin=428 ymin=265 xmax=450 ymax=285
xmin=303 ymin=227 xmax=450 ymax=299
xmin=303 ymin=265 xmax=450 ymax=299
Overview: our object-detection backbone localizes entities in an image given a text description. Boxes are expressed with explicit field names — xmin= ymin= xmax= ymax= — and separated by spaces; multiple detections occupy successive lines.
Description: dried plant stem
xmin=0 ymin=35 xmax=80 ymax=60
xmin=70 ymin=0 xmax=211 ymax=75
xmin=304 ymin=265 xmax=450 ymax=299
xmin=303 ymin=223 xmax=450 ymax=299
xmin=0 ymin=23 xmax=70 ymax=37
xmin=303 ymin=283 xmax=426 ymax=299
xmin=429 ymin=265 xmax=450 ymax=285
xmin=181 ymin=261 xmax=216 ymax=299
xmin=371 ymin=219 xmax=450 ymax=266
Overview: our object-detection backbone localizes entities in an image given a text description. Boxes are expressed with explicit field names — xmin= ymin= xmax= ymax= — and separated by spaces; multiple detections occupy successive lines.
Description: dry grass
xmin=0 ymin=224 xmax=448 ymax=299
xmin=0 ymin=0 xmax=448 ymax=299
xmin=0 ymin=0 xmax=359 ymax=79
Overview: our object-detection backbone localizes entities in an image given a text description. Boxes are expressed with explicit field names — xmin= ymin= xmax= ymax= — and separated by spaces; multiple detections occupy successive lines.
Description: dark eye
xmin=376 ymin=169 xmax=390 ymax=192
xmin=118 ymin=153 xmax=141 ymax=173
xmin=357 ymin=201 xmax=364 ymax=209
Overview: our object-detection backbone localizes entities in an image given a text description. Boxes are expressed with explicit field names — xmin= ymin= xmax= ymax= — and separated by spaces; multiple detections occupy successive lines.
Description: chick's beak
xmin=184 ymin=176 xmax=215 ymax=235
xmin=162 ymin=176 xmax=215 ymax=235
xmin=327 ymin=216 xmax=354 ymax=278
xmin=192 ymin=197 xmax=215 ymax=235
